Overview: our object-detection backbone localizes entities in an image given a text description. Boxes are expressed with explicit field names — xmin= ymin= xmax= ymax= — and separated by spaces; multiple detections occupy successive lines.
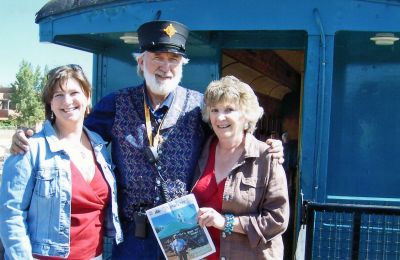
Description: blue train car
xmin=35 ymin=0 xmax=400 ymax=258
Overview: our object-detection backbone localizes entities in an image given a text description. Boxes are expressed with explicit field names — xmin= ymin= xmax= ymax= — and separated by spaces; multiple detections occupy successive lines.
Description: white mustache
xmin=143 ymin=62 xmax=183 ymax=96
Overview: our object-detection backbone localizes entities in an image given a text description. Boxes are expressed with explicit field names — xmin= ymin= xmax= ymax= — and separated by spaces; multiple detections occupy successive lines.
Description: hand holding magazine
xmin=146 ymin=194 xmax=216 ymax=260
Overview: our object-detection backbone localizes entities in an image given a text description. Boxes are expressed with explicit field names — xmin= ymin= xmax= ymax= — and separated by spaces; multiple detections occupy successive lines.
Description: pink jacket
xmin=191 ymin=134 xmax=289 ymax=259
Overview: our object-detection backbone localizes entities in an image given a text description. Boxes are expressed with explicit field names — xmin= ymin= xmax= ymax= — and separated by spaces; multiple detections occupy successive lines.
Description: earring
xmin=51 ymin=111 xmax=55 ymax=120
xmin=85 ymin=106 xmax=91 ymax=117
xmin=244 ymin=122 xmax=249 ymax=130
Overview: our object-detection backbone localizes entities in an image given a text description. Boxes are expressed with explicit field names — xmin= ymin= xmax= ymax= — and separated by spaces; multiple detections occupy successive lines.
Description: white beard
xmin=143 ymin=62 xmax=183 ymax=97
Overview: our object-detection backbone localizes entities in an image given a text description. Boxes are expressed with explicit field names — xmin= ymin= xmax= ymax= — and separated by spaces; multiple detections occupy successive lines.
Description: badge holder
xmin=133 ymin=211 xmax=148 ymax=238
xmin=144 ymin=145 xmax=159 ymax=164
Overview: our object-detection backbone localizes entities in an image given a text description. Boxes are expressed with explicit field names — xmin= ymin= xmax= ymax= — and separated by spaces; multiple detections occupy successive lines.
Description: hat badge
xmin=163 ymin=24 xmax=177 ymax=38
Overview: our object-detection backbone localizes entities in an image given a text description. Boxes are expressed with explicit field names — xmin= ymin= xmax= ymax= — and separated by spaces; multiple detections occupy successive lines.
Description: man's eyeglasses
xmin=150 ymin=58 xmax=181 ymax=68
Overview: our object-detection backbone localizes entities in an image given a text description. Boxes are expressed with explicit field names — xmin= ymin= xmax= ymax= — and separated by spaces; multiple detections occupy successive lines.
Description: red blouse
xmin=192 ymin=138 xmax=226 ymax=260
xmin=35 ymin=161 xmax=110 ymax=260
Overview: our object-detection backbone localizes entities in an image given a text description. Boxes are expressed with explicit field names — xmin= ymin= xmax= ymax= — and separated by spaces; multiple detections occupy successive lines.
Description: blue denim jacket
xmin=0 ymin=120 xmax=123 ymax=259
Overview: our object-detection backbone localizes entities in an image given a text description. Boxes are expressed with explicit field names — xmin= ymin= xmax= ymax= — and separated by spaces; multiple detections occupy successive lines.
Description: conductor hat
xmin=137 ymin=20 xmax=189 ymax=56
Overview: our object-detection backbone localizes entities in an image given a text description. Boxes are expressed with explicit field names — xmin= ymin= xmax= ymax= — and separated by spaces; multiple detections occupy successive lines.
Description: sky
xmin=0 ymin=1 xmax=93 ymax=87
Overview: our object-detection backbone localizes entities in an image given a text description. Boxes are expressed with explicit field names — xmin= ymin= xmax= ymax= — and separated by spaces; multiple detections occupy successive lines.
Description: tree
xmin=10 ymin=61 xmax=45 ymax=128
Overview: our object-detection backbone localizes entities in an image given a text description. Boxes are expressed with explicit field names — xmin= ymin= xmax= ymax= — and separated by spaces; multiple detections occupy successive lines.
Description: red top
xmin=192 ymin=138 xmax=226 ymax=260
xmin=35 ymin=160 xmax=110 ymax=260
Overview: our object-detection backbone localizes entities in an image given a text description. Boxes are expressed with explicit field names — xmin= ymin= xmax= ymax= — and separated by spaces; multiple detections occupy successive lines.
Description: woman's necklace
xmin=79 ymin=135 xmax=88 ymax=159
xmin=54 ymin=126 xmax=95 ymax=182
xmin=78 ymin=136 xmax=95 ymax=183
xmin=54 ymin=126 xmax=87 ymax=159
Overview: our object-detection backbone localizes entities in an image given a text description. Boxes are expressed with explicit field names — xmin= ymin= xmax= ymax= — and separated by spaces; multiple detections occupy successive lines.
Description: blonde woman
xmin=192 ymin=76 xmax=289 ymax=259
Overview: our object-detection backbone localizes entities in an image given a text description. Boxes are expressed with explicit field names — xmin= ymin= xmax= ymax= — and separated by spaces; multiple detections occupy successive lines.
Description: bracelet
xmin=223 ymin=214 xmax=234 ymax=236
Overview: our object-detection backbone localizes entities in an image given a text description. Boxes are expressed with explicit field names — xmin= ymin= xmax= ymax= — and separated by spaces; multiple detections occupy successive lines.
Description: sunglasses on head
xmin=66 ymin=64 xmax=83 ymax=71
xmin=47 ymin=64 xmax=83 ymax=79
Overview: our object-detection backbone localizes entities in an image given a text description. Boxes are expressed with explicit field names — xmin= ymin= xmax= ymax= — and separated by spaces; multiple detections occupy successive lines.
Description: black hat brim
xmin=143 ymin=45 xmax=186 ymax=57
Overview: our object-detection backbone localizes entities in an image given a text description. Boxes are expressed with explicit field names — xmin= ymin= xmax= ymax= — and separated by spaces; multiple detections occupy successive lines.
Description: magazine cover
xmin=146 ymin=194 xmax=216 ymax=260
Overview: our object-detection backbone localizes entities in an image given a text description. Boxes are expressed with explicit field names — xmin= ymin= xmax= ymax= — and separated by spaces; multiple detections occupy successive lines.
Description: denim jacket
xmin=0 ymin=120 xmax=123 ymax=259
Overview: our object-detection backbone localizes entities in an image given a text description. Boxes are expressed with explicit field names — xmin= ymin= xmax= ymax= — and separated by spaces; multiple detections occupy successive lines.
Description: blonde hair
xmin=202 ymin=75 xmax=263 ymax=134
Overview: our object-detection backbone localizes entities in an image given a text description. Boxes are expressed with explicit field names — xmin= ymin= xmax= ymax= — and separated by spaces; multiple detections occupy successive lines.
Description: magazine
xmin=146 ymin=194 xmax=216 ymax=260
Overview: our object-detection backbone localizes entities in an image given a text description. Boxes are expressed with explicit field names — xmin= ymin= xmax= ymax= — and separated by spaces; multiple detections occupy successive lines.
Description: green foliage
xmin=10 ymin=61 xmax=46 ymax=128
xmin=0 ymin=119 xmax=16 ymax=128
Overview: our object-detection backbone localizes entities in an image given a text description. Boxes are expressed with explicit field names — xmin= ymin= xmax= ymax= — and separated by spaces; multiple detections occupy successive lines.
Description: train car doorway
xmin=221 ymin=49 xmax=304 ymax=259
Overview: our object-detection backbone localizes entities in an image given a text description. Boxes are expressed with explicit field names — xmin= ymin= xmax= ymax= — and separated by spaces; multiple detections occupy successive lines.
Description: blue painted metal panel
xmin=184 ymin=45 xmax=221 ymax=92
xmin=93 ymin=45 xmax=141 ymax=99
xmin=39 ymin=1 xmax=317 ymax=40
xmin=327 ymin=31 xmax=400 ymax=206
xmin=35 ymin=0 xmax=400 ymax=208
xmin=301 ymin=35 xmax=320 ymax=202
xmin=182 ymin=58 xmax=220 ymax=93
xmin=37 ymin=0 xmax=400 ymax=43
xmin=313 ymin=34 xmax=335 ymax=203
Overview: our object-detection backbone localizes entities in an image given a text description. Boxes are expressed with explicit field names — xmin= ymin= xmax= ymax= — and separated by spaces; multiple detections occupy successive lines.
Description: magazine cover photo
xmin=146 ymin=194 xmax=215 ymax=260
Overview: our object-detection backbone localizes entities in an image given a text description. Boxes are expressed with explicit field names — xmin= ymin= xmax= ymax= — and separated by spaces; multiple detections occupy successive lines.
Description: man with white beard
xmin=82 ymin=21 xmax=206 ymax=259
xmin=11 ymin=20 xmax=284 ymax=259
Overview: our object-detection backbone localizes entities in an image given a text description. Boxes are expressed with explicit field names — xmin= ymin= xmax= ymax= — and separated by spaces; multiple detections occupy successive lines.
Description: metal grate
xmin=304 ymin=202 xmax=400 ymax=260
xmin=360 ymin=214 xmax=400 ymax=260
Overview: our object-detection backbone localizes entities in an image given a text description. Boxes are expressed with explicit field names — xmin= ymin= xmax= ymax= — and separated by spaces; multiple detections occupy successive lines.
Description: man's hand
xmin=266 ymin=139 xmax=284 ymax=165
xmin=10 ymin=129 xmax=34 ymax=155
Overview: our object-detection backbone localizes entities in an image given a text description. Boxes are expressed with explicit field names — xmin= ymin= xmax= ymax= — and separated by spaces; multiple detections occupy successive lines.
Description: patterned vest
xmin=111 ymin=85 xmax=205 ymax=222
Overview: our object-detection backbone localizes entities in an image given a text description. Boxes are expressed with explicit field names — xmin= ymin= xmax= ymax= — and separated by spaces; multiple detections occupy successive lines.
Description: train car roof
xmin=35 ymin=0 xmax=120 ymax=23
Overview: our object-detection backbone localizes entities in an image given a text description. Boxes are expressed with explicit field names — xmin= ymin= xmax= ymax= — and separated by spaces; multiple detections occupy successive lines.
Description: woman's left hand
xmin=197 ymin=207 xmax=225 ymax=230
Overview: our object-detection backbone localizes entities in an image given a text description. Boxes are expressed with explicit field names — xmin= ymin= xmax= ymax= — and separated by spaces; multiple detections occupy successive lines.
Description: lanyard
xmin=144 ymin=99 xmax=164 ymax=148
xmin=143 ymin=92 xmax=176 ymax=203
